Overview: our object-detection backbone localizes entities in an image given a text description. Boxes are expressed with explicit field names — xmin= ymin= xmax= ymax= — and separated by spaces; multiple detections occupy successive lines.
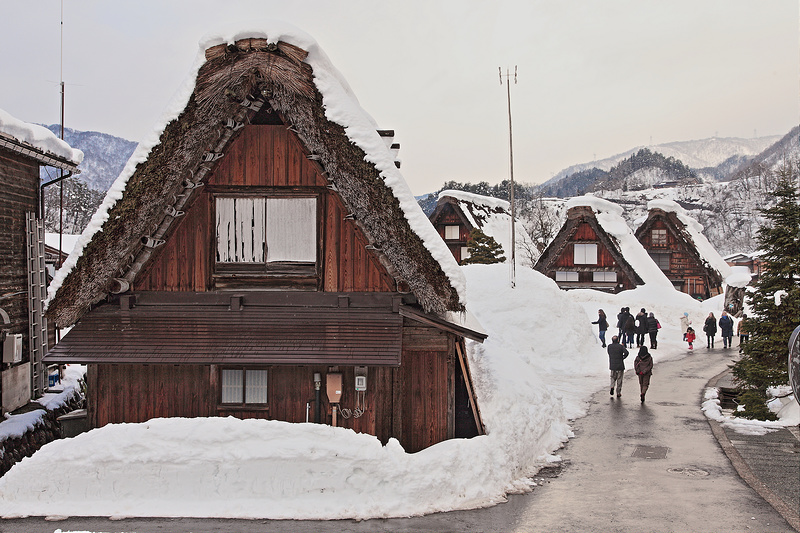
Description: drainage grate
xmin=631 ymin=445 xmax=669 ymax=459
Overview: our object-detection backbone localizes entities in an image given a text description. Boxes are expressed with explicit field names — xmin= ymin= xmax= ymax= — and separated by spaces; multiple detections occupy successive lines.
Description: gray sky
xmin=1 ymin=0 xmax=797 ymax=194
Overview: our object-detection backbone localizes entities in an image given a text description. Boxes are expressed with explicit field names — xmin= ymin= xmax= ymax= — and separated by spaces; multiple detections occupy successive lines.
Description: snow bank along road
xmin=4 ymin=346 xmax=794 ymax=533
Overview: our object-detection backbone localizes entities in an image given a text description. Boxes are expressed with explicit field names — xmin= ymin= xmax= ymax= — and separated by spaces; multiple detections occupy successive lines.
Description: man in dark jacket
xmin=719 ymin=311 xmax=734 ymax=349
xmin=635 ymin=308 xmax=648 ymax=347
xmin=607 ymin=335 xmax=629 ymax=398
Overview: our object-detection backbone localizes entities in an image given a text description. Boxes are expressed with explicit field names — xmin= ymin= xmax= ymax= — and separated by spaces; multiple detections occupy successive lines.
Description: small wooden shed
xmin=634 ymin=200 xmax=728 ymax=299
xmin=0 ymin=109 xmax=81 ymax=413
xmin=44 ymin=34 xmax=485 ymax=452
xmin=534 ymin=196 xmax=672 ymax=293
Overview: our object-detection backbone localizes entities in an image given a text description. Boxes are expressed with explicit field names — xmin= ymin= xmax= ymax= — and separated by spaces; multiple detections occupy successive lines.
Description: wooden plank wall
xmin=136 ymin=125 xmax=395 ymax=294
xmin=638 ymin=217 xmax=712 ymax=296
xmin=0 ymin=150 xmax=39 ymax=369
xmin=87 ymin=322 xmax=455 ymax=452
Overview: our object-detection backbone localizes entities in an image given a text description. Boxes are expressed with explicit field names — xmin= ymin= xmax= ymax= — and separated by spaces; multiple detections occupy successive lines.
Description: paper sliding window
xmin=555 ymin=271 xmax=579 ymax=282
xmin=444 ymin=225 xmax=460 ymax=240
xmin=592 ymin=271 xmax=617 ymax=282
xmin=216 ymin=197 xmax=316 ymax=267
xmin=221 ymin=368 xmax=268 ymax=405
xmin=573 ymin=243 xmax=597 ymax=265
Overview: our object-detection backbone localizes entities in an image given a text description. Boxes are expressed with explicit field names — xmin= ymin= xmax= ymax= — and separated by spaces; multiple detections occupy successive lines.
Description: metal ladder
xmin=25 ymin=212 xmax=49 ymax=398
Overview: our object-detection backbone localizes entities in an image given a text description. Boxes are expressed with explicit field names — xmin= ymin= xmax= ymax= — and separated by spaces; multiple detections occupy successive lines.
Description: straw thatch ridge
xmin=47 ymin=40 xmax=461 ymax=327
xmin=534 ymin=205 xmax=643 ymax=285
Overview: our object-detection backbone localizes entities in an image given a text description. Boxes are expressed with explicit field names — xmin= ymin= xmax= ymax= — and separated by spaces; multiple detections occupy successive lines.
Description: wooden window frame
xmin=592 ymin=271 xmax=617 ymax=282
xmin=573 ymin=243 xmax=598 ymax=265
xmin=218 ymin=366 xmax=271 ymax=410
xmin=555 ymin=271 xmax=579 ymax=282
xmin=444 ymin=225 xmax=460 ymax=240
xmin=213 ymin=191 xmax=321 ymax=277
xmin=649 ymin=251 xmax=671 ymax=271
xmin=651 ymin=228 xmax=668 ymax=247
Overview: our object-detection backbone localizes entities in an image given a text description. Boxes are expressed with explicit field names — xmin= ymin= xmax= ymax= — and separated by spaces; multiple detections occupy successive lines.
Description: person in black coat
xmin=718 ymin=311 xmax=734 ymax=349
xmin=703 ymin=312 xmax=717 ymax=348
xmin=607 ymin=335 xmax=629 ymax=398
xmin=646 ymin=312 xmax=660 ymax=349
xmin=634 ymin=346 xmax=654 ymax=403
xmin=592 ymin=309 xmax=609 ymax=348
xmin=616 ymin=307 xmax=626 ymax=339
xmin=635 ymin=308 xmax=648 ymax=347
xmin=623 ymin=311 xmax=636 ymax=348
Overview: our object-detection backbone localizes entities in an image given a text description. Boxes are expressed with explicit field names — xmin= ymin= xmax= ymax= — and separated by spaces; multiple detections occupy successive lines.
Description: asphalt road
xmin=2 ymin=347 xmax=794 ymax=533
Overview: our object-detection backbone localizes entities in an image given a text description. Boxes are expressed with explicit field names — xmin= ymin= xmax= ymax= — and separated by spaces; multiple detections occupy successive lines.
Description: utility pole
xmin=499 ymin=66 xmax=517 ymax=288
xmin=58 ymin=0 xmax=65 ymax=267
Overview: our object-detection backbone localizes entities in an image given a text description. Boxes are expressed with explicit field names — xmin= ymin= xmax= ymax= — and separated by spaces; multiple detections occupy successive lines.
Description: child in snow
xmin=686 ymin=327 xmax=696 ymax=350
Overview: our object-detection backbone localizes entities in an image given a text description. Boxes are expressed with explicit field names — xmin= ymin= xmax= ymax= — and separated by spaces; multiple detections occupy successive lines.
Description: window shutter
xmin=266 ymin=198 xmax=316 ymax=262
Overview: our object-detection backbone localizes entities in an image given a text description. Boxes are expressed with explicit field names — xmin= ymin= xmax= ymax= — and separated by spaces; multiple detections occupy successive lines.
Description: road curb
xmin=705 ymin=369 xmax=800 ymax=532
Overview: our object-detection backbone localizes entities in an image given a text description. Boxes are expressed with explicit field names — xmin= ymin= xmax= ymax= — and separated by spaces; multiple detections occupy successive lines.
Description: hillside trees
xmin=731 ymin=166 xmax=800 ymax=418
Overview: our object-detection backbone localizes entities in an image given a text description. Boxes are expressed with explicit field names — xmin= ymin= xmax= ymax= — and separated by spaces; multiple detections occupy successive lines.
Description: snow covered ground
xmin=0 ymin=265 xmax=796 ymax=520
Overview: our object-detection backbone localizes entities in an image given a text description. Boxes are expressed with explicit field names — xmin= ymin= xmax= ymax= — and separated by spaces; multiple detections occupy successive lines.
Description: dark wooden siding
xmin=0 ymin=149 xmax=39 ymax=368
xmin=431 ymin=203 xmax=470 ymax=263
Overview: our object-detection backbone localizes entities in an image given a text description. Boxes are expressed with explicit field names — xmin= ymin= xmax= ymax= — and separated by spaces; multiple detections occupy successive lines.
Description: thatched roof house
xmin=534 ymin=195 xmax=672 ymax=292
xmin=43 ymin=27 xmax=485 ymax=452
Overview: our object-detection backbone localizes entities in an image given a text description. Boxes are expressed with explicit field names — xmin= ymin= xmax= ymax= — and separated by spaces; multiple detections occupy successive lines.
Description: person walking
xmin=646 ymin=312 xmax=660 ymax=349
xmin=624 ymin=310 xmax=636 ymax=349
xmin=703 ymin=312 xmax=717 ymax=348
xmin=607 ymin=335 xmax=629 ymax=398
xmin=737 ymin=314 xmax=749 ymax=352
xmin=719 ymin=311 xmax=734 ymax=349
xmin=592 ymin=309 xmax=609 ymax=348
xmin=634 ymin=346 xmax=654 ymax=403
xmin=635 ymin=308 xmax=648 ymax=347
xmin=616 ymin=307 xmax=626 ymax=339
xmin=686 ymin=326 xmax=696 ymax=350
xmin=679 ymin=312 xmax=691 ymax=341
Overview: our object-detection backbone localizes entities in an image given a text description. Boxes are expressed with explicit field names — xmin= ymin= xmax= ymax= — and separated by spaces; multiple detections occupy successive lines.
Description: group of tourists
xmin=679 ymin=311 xmax=747 ymax=350
xmin=599 ymin=306 xmax=748 ymax=405
xmin=592 ymin=307 xmax=661 ymax=350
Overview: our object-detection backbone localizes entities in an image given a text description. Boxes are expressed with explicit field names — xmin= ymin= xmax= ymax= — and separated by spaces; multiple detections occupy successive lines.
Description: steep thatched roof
xmin=47 ymin=36 xmax=463 ymax=327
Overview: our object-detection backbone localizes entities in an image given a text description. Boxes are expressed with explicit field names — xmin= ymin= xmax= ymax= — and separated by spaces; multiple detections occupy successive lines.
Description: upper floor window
xmin=573 ymin=243 xmax=597 ymax=265
xmin=216 ymin=197 xmax=316 ymax=271
xmin=652 ymin=229 xmax=667 ymax=247
xmin=444 ymin=225 xmax=460 ymax=240
xmin=649 ymin=252 xmax=671 ymax=271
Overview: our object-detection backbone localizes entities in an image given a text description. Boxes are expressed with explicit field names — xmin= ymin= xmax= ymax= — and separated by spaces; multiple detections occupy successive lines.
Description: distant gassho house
xmin=45 ymin=29 xmax=486 ymax=453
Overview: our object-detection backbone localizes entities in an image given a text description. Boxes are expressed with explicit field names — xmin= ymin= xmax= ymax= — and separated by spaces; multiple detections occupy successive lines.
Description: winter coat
xmin=680 ymin=316 xmax=690 ymax=333
xmin=616 ymin=312 xmax=626 ymax=329
xmin=624 ymin=315 xmax=636 ymax=334
xmin=686 ymin=330 xmax=696 ymax=343
xmin=646 ymin=315 xmax=660 ymax=333
xmin=635 ymin=312 xmax=648 ymax=334
xmin=719 ymin=315 xmax=734 ymax=337
xmin=607 ymin=341 xmax=629 ymax=371
xmin=634 ymin=349 xmax=653 ymax=376
xmin=592 ymin=316 xmax=609 ymax=331
xmin=703 ymin=317 xmax=717 ymax=336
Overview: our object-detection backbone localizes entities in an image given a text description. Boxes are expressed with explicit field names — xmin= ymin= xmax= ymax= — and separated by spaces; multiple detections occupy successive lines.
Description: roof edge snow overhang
xmin=0 ymin=134 xmax=81 ymax=173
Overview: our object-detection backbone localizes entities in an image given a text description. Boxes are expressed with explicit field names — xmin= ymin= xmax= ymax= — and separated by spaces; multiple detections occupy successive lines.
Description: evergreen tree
xmin=461 ymin=228 xmax=506 ymax=265
xmin=731 ymin=167 xmax=800 ymax=418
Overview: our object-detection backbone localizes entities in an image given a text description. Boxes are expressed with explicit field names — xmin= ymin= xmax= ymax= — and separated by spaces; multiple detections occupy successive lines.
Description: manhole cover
xmin=631 ymin=445 xmax=669 ymax=459
xmin=668 ymin=467 xmax=709 ymax=477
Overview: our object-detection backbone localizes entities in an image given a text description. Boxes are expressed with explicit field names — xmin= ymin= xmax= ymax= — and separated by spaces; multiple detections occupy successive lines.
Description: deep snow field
xmin=0 ymin=264 xmax=796 ymax=520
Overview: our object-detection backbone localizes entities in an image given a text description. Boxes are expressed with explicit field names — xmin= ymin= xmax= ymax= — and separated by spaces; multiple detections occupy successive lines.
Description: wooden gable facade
xmin=429 ymin=196 xmax=473 ymax=263
xmin=45 ymin=38 xmax=485 ymax=453
xmin=0 ymin=124 xmax=79 ymax=413
xmin=634 ymin=208 xmax=723 ymax=299
xmin=534 ymin=205 xmax=640 ymax=293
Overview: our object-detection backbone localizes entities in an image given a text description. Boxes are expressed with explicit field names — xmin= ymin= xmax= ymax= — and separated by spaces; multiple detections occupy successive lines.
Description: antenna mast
xmin=499 ymin=66 xmax=517 ymax=288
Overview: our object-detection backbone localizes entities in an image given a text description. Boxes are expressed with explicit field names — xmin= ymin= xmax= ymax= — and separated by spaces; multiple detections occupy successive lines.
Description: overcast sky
xmin=1 ymin=0 xmax=797 ymax=194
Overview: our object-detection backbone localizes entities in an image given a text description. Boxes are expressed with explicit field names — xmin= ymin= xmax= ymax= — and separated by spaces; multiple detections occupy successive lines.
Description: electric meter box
xmin=355 ymin=366 xmax=367 ymax=391
xmin=326 ymin=373 xmax=342 ymax=403
xmin=2 ymin=334 xmax=22 ymax=364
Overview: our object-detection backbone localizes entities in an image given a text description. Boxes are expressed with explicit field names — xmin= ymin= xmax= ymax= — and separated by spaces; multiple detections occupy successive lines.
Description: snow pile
xmin=566 ymin=195 xmax=673 ymax=288
xmin=0 ymin=108 xmax=83 ymax=165
xmin=0 ymin=366 xmax=85 ymax=443
xmin=646 ymin=199 xmax=738 ymax=286
xmin=701 ymin=387 xmax=799 ymax=436
xmin=44 ymin=233 xmax=81 ymax=255
xmin=47 ymin=23 xmax=465 ymax=307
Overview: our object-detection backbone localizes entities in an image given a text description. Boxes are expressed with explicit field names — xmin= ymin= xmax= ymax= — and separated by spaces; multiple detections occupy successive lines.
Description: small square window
xmin=221 ymin=368 xmax=269 ymax=406
xmin=574 ymin=243 xmax=598 ymax=265
xmin=444 ymin=225 xmax=460 ymax=240
xmin=652 ymin=229 xmax=667 ymax=247
xmin=460 ymin=246 xmax=470 ymax=260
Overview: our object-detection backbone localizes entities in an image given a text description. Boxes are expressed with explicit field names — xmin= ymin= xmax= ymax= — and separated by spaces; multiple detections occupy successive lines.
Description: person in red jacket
xmin=685 ymin=326 xmax=696 ymax=350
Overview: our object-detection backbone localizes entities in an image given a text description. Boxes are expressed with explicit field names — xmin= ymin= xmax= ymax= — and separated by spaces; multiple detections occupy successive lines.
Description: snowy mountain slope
xmin=542 ymin=135 xmax=782 ymax=188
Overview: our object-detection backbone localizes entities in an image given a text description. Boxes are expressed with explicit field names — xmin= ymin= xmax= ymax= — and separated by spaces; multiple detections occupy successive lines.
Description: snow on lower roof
xmin=438 ymin=189 xmax=510 ymax=212
xmin=567 ymin=195 xmax=673 ymax=288
xmin=647 ymin=199 xmax=739 ymax=287
xmin=0 ymin=108 xmax=83 ymax=165
xmin=48 ymin=22 xmax=466 ymax=306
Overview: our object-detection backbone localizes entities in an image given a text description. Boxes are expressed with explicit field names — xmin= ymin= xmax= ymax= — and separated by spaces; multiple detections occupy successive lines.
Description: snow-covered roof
xmin=646 ymin=199 xmax=742 ymax=287
xmin=567 ymin=195 xmax=673 ymax=288
xmin=0 ymin=108 xmax=83 ymax=166
xmin=47 ymin=23 xmax=466 ymax=326
xmin=436 ymin=190 xmax=536 ymax=262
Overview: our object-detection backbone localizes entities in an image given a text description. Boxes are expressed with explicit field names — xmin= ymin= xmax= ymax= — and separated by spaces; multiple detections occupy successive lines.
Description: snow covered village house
xmin=534 ymin=196 xmax=673 ymax=293
xmin=634 ymin=200 xmax=733 ymax=300
xmin=429 ymin=190 xmax=536 ymax=265
xmin=0 ymin=109 xmax=82 ymax=413
xmin=44 ymin=32 xmax=485 ymax=452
